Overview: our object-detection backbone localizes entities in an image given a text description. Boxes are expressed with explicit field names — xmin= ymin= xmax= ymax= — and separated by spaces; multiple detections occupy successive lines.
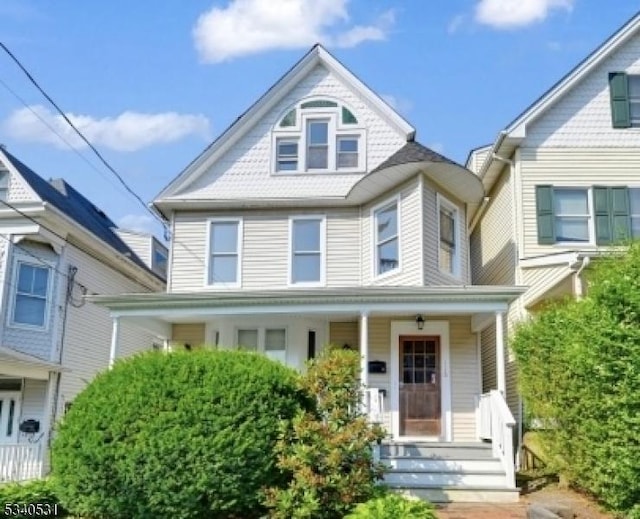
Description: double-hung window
xmin=337 ymin=137 xmax=359 ymax=168
xmin=290 ymin=217 xmax=324 ymax=285
xmin=307 ymin=120 xmax=329 ymax=169
xmin=438 ymin=197 xmax=459 ymax=276
xmin=276 ymin=139 xmax=298 ymax=172
xmin=208 ymin=219 xmax=242 ymax=286
xmin=374 ymin=200 xmax=399 ymax=276
xmin=554 ymin=189 xmax=590 ymax=242
xmin=13 ymin=262 xmax=50 ymax=327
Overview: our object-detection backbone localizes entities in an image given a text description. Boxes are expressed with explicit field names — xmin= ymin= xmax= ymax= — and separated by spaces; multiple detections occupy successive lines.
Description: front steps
xmin=380 ymin=442 xmax=520 ymax=503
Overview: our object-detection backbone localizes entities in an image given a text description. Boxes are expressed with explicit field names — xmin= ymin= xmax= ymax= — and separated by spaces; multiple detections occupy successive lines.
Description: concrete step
xmin=381 ymin=442 xmax=494 ymax=460
xmin=390 ymin=485 xmax=521 ymax=504
xmin=383 ymin=457 xmax=504 ymax=473
xmin=384 ymin=470 xmax=508 ymax=488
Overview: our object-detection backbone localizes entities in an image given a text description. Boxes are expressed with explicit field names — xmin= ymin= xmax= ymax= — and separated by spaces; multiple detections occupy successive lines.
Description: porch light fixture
xmin=415 ymin=314 xmax=425 ymax=330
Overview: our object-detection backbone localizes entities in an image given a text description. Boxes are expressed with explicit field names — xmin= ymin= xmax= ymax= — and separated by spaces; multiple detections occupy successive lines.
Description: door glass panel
xmin=7 ymin=400 xmax=15 ymax=436
xmin=403 ymin=370 xmax=412 ymax=384
xmin=415 ymin=371 xmax=425 ymax=384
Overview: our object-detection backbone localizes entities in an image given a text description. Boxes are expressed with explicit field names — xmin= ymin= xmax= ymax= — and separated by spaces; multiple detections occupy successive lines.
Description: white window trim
xmin=234 ymin=326 xmax=288 ymax=357
xmin=8 ymin=258 xmax=54 ymax=332
xmin=629 ymin=187 xmax=640 ymax=238
xmin=371 ymin=195 xmax=402 ymax=280
xmin=204 ymin=217 xmax=243 ymax=289
xmin=271 ymin=98 xmax=367 ymax=175
xmin=436 ymin=194 xmax=461 ymax=279
xmin=288 ymin=215 xmax=327 ymax=287
xmin=552 ymin=187 xmax=595 ymax=247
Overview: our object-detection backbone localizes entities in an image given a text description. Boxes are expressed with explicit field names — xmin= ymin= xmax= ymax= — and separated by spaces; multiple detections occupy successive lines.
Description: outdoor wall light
xmin=415 ymin=314 xmax=425 ymax=330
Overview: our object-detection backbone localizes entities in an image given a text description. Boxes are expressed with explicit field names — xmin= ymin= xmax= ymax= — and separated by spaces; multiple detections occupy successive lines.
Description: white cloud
xmin=193 ymin=0 xmax=395 ymax=63
xmin=117 ymin=214 xmax=157 ymax=234
xmin=475 ymin=0 xmax=573 ymax=29
xmin=381 ymin=94 xmax=413 ymax=115
xmin=3 ymin=105 xmax=211 ymax=152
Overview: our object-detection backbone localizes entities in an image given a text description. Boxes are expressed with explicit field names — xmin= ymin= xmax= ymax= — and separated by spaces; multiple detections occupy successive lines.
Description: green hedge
xmin=344 ymin=492 xmax=436 ymax=519
xmin=0 ymin=479 xmax=65 ymax=519
xmin=512 ymin=242 xmax=640 ymax=516
xmin=51 ymin=349 xmax=310 ymax=518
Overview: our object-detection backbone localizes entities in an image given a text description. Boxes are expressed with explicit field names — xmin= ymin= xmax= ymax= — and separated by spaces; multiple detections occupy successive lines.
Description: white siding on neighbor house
xmin=362 ymin=178 xmax=422 ymax=286
xmin=2 ymin=241 xmax=60 ymax=361
xmin=1 ymin=167 xmax=40 ymax=204
xmin=115 ymin=230 xmax=152 ymax=266
xmin=423 ymin=179 xmax=470 ymax=286
xmin=524 ymin=34 xmax=640 ymax=148
xmin=521 ymin=264 xmax=573 ymax=308
xmin=518 ymin=147 xmax=640 ymax=258
xmin=57 ymin=243 xmax=157 ymax=410
xmin=176 ymin=64 xmax=406 ymax=201
xmin=171 ymin=208 xmax=363 ymax=292
xmin=470 ymin=167 xmax=516 ymax=286
xmin=466 ymin=146 xmax=492 ymax=175
xmin=17 ymin=379 xmax=46 ymax=444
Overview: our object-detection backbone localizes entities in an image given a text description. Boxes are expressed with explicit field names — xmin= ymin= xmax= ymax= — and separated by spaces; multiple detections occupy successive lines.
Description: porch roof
xmin=88 ymin=285 xmax=526 ymax=320
xmin=0 ymin=346 xmax=66 ymax=380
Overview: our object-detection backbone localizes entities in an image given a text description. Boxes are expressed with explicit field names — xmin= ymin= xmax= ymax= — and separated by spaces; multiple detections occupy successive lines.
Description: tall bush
xmin=51 ymin=349 xmax=309 ymax=519
xmin=264 ymin=345 xmax=385 ymax=518
xmin=512 ymin=243 xmax=640 ymax=516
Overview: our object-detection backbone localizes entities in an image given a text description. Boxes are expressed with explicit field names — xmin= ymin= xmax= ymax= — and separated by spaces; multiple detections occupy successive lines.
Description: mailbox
xmin=19 ymin=419 xmax=40 ymax=434
xmin=368 ymin=361 xmax=387 ymax=374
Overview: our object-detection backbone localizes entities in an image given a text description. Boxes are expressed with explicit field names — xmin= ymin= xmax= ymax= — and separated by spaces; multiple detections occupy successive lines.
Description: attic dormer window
xmin=273 ymin=98 xmax=365 ymax=174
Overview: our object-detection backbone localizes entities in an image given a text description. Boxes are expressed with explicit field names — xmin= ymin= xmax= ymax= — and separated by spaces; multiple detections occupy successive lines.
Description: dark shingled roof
xmin=3 ymin=150 xmax=155 ymax=275
xmin=371 ymin=141 xmax=465 ymax=173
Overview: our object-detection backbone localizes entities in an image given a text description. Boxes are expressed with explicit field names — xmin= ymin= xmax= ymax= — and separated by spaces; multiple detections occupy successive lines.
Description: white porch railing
xmin=0 ymin=443 xmax=43 ymax=482
xmin=364 ymin=388 xmax=385 ymax=424
xmin=477 ymin=390 xmax=516 ymax=489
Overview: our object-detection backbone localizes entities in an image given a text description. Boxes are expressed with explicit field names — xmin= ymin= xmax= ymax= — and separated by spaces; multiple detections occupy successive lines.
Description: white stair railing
xmin=0 ymin=443 xmax=43 ymax=482
xmin=477 ymin=390 xmax=516 ymax=488
xmin=364 ymin=388 xmax=385 ymax=424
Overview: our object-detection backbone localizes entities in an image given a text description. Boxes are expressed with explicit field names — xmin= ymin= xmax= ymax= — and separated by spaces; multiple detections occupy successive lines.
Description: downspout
xmin=573 ymin=256 xmax=591 ymax=299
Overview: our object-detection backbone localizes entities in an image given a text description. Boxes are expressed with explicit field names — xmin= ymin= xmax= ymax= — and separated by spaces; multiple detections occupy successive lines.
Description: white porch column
xmin=359 ymin=312 xmax=369 ymax=388
xmin=163 ymin=338 xmax=170 ymax=353
xmin=495 ymin=311 xmax=506 ymax=395
xmin=39 ymin=372 xmax=58 ymax=476
xmin=109 ymin=317 xmax=121 ymax=368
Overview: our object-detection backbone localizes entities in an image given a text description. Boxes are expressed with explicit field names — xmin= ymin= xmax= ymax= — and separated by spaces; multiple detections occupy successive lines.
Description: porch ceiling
xmin=89 ymin=285 xmax=526 ymax=321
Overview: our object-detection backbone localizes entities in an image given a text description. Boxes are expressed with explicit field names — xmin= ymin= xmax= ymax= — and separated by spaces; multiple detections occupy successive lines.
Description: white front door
xmin=0 ymin=392 xmax=21 ymax=444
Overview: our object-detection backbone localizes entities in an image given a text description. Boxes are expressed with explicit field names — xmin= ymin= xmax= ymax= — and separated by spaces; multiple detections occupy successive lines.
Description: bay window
xmin=374 ymin=199 xmax=399 ymax=276
xmin=12 ymin=262 xmax=50 ymax=328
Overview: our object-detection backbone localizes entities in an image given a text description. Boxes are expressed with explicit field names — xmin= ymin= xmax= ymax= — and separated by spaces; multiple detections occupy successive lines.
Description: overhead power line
xmin=0 ymin=41 xmax=167 ymax=230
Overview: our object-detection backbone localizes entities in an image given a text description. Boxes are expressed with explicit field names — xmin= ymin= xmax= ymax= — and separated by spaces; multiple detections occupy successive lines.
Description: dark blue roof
xmin=4 ymin=150 xmax=156 ymax=276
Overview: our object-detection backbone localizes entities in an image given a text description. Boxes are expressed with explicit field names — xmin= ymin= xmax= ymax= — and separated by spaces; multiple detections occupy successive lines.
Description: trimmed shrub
xmin=0 ymin=479 xmax=65 ymax=518
xmin=264 ymin=345 xmax=385 ymax=518
xmin=344 ymin=492 xmax=436 ymax=519
xmin=51 ymin=349 xmax=310 ymax=519
xmin=512 ymin=242 xmax=640 ymax=516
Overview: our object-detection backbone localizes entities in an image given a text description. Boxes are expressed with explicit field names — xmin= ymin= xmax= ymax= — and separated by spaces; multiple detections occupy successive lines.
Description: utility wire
xmin=0 ymin=41 xmax=167 ymax=230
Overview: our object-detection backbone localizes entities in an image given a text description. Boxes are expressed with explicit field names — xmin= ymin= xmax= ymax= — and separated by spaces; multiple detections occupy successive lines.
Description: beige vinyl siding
xmin=467 ymin=147 xmax=492 ymax=175
xmin=521 ymin=264 xmax=573 ymax=309
xmin=171 ymin=208 xmax=363 ymax=292
xmin=362 ymin=178 xmax=422 ymax=286
xmin=17 ymin=379 xmax=46 ymax=444
xmin=520 ymin=147 xmax=640 ymax=257
xmin=329 ymin=316 xmax=480 ymax=441
xmin=58 ymin=243 xmax=157 ymax=408
xmin=470 ymin=168 xmax=516 ymax=286
xmin=480 ymin=325 xmax=496 ymax=393
xmin=170 ymin=213 xmax=207 ymax=292
xmin=172 ymin=323 xmax=206 ymax=347
xmin=424 ymin=179 xmax=470 ymax=285
xmin=326 ymin=209 xmax=360 ymax=286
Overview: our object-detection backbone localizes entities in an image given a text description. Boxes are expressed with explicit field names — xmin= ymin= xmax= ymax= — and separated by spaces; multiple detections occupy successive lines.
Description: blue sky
xmin=1 ymin=0 xmax=639 ymax=238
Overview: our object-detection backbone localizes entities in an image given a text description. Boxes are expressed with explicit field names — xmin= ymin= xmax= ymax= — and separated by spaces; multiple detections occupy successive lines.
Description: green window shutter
xmin=611 ymin=186 xmax=630 ymax=242
xmin=609 ymin=72 xmax=631 ymax=128
xmin=593 ymin=186 xmax=612 ymax=245
xmin=536 ymin=185 xmax=555 ymax=244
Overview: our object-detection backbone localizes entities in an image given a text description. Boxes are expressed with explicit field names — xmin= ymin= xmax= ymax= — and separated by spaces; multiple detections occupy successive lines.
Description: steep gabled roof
xmin=2 ymin=149 xmax=153 ymax=274
xmin=505 ymin=10 xmax=640 ymax=139
xmin=155 ymin=44 xmax=415 ymax=202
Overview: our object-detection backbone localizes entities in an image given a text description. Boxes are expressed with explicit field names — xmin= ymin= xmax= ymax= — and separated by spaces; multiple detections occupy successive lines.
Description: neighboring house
xmin=468 ymin=12 xmax=640 ymax=440
xmin=91 ymin=45 xmax=524 ymax=502
xmin=0 ymin=149 xmax=166 ymax=481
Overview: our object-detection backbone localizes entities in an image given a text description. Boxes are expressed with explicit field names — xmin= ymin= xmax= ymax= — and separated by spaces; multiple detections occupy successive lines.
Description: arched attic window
xmin=273 ymin=98 xmax=365 ymax=173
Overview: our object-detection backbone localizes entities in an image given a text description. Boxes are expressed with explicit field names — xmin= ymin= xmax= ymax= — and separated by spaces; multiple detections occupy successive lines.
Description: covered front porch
xmin=92 ymin=285 xmax=524 ymax=498
xmin=0 ymin=347 xmax=61 ymax=482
